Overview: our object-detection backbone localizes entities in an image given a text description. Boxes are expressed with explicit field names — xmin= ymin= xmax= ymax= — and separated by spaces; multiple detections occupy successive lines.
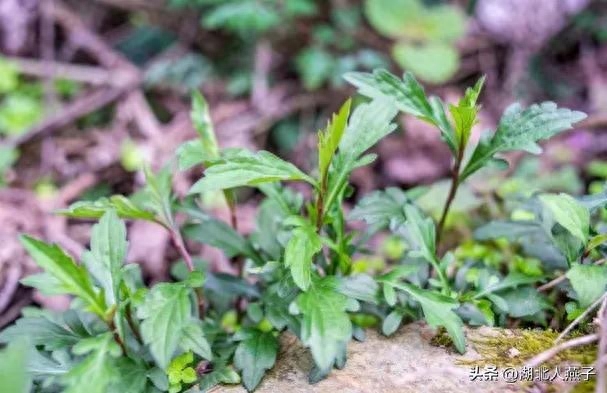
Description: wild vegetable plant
xmin=1 ymin=68 xmax=589 ymax=392
xmin=346 ymin=68 xmax=588 ymax=344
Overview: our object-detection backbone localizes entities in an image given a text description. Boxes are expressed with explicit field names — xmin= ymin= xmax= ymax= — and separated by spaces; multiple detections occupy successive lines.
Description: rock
xmin=212 ymin=322 xmax=518 ymax=393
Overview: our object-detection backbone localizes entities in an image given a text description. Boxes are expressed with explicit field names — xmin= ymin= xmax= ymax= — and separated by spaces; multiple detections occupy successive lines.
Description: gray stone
xmin=212 ymin=323 xmax=518 ymax=393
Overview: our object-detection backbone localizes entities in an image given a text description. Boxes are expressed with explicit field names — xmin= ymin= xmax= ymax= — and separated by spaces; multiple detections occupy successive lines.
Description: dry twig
xmin=525 ymin=333 xmax=599 ymax=369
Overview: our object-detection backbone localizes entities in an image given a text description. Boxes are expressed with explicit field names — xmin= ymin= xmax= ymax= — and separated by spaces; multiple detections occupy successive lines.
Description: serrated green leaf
xmin=344 ymin=69 xmax=457 ymax=153
xmin=63 ymin=333 xmax=120 ymax=393
xmin=20 ymin=273 xmax=65 ymax=295
xmin=0 ymin=313 xmax=83 ymax=350
xmin=188 ymin=150 xmax=315 ymax=194
xmin=349 ymin=187 xmax=411 ymax=229
xmin=20 ymin=236 xmax=106 ymax=317
xmin=385 ymin=281 xmax=465 ymax=353
xmin=176 ymin=140 xmax=207 ymax=171
xmin=296 ymin=277 xmax=353 ymax=371
xmin=318 ymin=99 xmax=351 ymax=179
xmin=27 ymin=348 xmax=72 ymax=379
xmin=183 ymin=212 xmax=258 ymax=260
xmin=567 ymin=264 xmax=607 ymax=307
xmin=108 ymin=358 xmax=151 ymax=393
xmin=234 ymin=330 xmax=278 ymax=391
xmin=180 ymin=321 xmax=213 ymax=361
xmin=338 ymin=98 xmax=398 ymax=161
xmin=0 ymin=340 xmax=31 ymax=393
xmin=474 ymin=272 xmax=541 ymax=299
xmin=136 ymin=283 xmax=192 ymax=368
xmin=143 ymin=166 xmax=174 ymax=227
xmin=540 ymin=193 xmax=590 ymax=242
xmin=284 ymin=222 xmax=322 ymax=291
xmin=58 ymin=195 xmax=156 ymax=222
xmin=497 ymin=286 xmax=548 ymax=318
xmin=336 ymin=274 xmax=379 ymax=304
xmin=461 ymin=102 xmax=587 ymax=180
xmin=82 ymin=210 xmax=127 ymax=306
xmin=191 ymin=91 xmax=219 ymax=160
xmin=197 ymin=362 xmax=241 ymax=392
xmin=402 ymin=204 xmax=437 ymax=264
xmin=449 ymin=76 xmax=484 ymax=148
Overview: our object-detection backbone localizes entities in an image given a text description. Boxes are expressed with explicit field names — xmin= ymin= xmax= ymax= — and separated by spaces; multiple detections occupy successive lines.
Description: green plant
xmin=2 ymin=68 xmax=591 ymax=392
xmin=170 ymin=0 xmax=317 ymax=36
xmin=364 ymin=0 xmax=467 ymax=84
xmin=0 ymin=58 xmax=43 ymax=136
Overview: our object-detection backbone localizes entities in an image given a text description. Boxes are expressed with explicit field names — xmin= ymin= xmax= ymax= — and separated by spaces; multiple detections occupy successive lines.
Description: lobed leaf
xmin=296 ymin=277 xmax=353 ymax=371
xmin=234 ymin=330 xmax=278 ymax=391
xmin=188 ymin=150 xmax=315 ymax=194
xmin=58 ymin=195 xmax=156 ymax=222
xmin=461 ymin=102 xmax=586 ymax=180
xmin=349 ymin=187 xmax=411 ymax=229
xmin=449 ymin=76 xmax=484 ymax=148
xmin=540 ymin=193 xmax=589 ymax=243
xmin=63 ymin=333 xmax=121 ymax=393
xmin=386 ymin=281 xmax=465 ymax=353
xmin=338 ymin=97 xmax=397 ymax=161
xmin=136 ymin=283 xmax=192 ymax=369
xmin=344 ymin=69 xmax=456 ymax=153
xmin=284 ymin=221 xmax=322 ymax=291
xmin=402 ymin=204 xmax=437 ymax=264
xmin=180 ymin=321 xmax=213 ymax=361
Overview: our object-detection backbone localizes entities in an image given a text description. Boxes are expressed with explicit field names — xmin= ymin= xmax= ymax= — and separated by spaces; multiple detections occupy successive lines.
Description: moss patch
xmin=459 ymin=329 xmax=597 ymax=392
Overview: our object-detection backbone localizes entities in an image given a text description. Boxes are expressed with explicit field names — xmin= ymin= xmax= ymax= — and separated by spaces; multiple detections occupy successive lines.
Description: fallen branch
xmin=6 ymin=57 xmax=126 ymax=86
xmin=596 ymin=296 xmax=607 ymax=393
xmin=0 ymin=265 xmax=21 ymax=314
xmin=5 ymin=87 xmax=133 ymax=147
xmin=556 ymin=292 xmax=607 ymax=343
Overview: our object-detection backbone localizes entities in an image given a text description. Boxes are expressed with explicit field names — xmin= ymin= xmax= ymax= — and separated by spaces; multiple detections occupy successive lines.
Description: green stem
xmin=430 ymin=256 xmax=450 ymax=296
xmin=105 ymin=309 xmax=127 ymax=355
xmin=125 ymin=304 xmax=143 ymax=345
xmin=437 ymin=144 xmax=465 ymax=246
xmin=322 ymin=167 xmax=349 ymax=224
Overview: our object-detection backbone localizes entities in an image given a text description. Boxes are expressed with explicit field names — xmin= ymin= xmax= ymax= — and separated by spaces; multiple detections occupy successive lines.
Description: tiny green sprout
xmin=167 ymin=352 xmax=197 ymax=393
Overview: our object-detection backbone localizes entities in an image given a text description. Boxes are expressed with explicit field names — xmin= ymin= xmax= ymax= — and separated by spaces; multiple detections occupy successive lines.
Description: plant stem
xmin=226 ymin=205 xmax=247 ymax=321
xmin=321 ymin=167 xmax=349 ymax=226
xmin=125 ymin=304 xmax=143 ymax=345
xmin=106 ymin=315 xmax=127 ymax=355
xmin=437 ymin=146 xmax=465 ymax=246
xmin=430 ymin=257 xmax=450 ymax=296
xmin=170 ymin=227 xmax=194 ymax=272
xmin=169 ymin=226 xmax=205 ymax=315
xmin=315 ymin=178 xmax=327 ymax=231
